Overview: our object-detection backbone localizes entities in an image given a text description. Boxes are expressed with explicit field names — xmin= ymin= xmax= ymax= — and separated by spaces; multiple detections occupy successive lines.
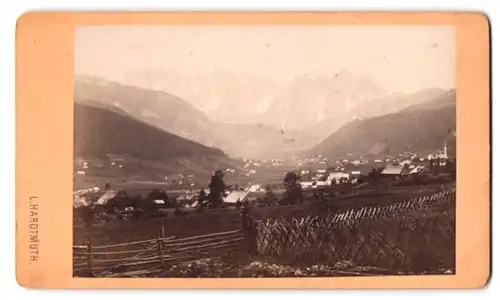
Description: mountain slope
xmin=310 ymin=90 xmax=456 ymax=158
xmin=75 ymin=74 xmax=215 ymax=146
xmin=306 ymin=87 xmax=450 ymax=140
xmin=258 ymin=70 xmax=388 ymax=130
xmin=121 ymin=69 xmax=279 ymax=121
xmin=74 ymin=102 xmax=226 ymax=160
xmin=75 ymin=75 xmax=314 ymax=159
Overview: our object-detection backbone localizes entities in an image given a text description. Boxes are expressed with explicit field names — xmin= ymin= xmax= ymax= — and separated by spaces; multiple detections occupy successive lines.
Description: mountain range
xmin=75 ymin=75 xmax=314 ymax=160
xmin=117 ymin=69 xmax=452 ymax=140
xmin=121 ymin=69 xmax=279 ymax=121
xmin=309 ymin=89 xmax=457 ymax=158
xmin=75 ymin=72 xmax=456 ymax=160
xmin=119 ymin=69 xmax=388 ymax=129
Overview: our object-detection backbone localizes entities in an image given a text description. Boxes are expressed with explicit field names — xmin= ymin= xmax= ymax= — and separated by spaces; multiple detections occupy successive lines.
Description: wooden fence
xmin=246 ymin=188 xmax=456 ymax=272
xmin=73 ymin=229 xmax=245 ymax=277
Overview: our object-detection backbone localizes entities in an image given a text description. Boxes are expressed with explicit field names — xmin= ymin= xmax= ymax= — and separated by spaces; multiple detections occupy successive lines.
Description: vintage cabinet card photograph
xmin=15 ymin=11 xmax=490 ymax=289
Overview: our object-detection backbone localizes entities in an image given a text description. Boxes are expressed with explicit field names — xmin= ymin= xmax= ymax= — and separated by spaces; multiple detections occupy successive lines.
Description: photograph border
xmin=15 ymin=11 xmax=490 ymax=289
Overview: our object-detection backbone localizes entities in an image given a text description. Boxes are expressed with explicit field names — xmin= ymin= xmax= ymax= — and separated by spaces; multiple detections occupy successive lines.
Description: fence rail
xmin=73 ymin=229 xmax=245 ymax=277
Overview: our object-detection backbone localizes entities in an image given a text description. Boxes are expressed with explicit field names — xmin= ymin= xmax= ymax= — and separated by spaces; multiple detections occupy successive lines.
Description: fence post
xmin=157 ymin=233 xmax=165 ymax=272
xmin=161 ymin=219 xmax=165 ymax=238
xmin=86 ymin=236 xmax=93 ymax=277
xmin=241 ymin=207 xmax=248 ymax=237
xmin=241 ymin=206 xmax=257 ymax=255
xmin=250 ymin=219 xmax=258 ymax=255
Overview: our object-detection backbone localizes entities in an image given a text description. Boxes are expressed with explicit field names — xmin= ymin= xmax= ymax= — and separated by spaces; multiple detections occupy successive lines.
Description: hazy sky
xmin=75 ymin=25 xmax=455 ymax=93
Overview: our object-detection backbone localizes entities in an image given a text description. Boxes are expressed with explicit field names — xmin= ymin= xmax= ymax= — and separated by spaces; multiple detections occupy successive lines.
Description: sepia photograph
xmin=72 ymin=25 xmax=457 ymax=278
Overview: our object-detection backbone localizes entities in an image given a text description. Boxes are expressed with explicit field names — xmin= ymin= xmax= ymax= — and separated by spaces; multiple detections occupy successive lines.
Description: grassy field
xmin=73 ymin=208 xmax=243 ymax=246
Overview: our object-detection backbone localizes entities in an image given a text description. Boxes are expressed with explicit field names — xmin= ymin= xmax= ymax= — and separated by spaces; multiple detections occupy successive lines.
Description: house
xmin=73 ymin=195 xmax=91 ymax=208
xmin=312 ymin=180 xmax=329 ymax=188
xmin=380 ymin=164 xmax=419 ymax=181
xmin=381 ymin=164 xmax=406 ymax=176
xmin=390 ymin=164 xmax=434 ymax=186
xmin=409 ymin=165 xmax=426 ymax=174
xmin=408 ymin=165 xmax=433 ymax=178
xmin=223 ymin=190 xmax=250 ymax=204
xmin=153 ymin=199 xmax=166 ymax=205
xmin=327 ymin=172 xmax=350 ymax=184
xmin=95 ymin=189 xmax=130 ymax=208
xmin=351 ymin=170 xmax=362 ymax=177
xmin=401 ymin=159 xmax=412 ymax=165
xmin=248 ymin=184 xmax=263 ymax=193
xmin=224 ymin=189 xmax=262 ymax=205
xmin=176 ymin=192 xmax=198 ymax=206
xmin=300 ymin=181 xmax=314 ymax=189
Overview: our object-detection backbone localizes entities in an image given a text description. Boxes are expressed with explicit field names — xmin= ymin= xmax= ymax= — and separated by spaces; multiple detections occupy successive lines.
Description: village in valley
xmin=74 ymin=140 xmax=455 ymax=213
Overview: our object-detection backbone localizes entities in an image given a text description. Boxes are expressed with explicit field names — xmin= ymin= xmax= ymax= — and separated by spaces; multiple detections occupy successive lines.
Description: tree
xmin=208 ymin=169 xmax=226 ymax=208
xmin=281 ymin=171 xmax=303 ymax=205
xmin=199 ymin=188 xmax=207 ymax=200
xmin=429 ymin=158 xmax=438 ymax=177
xmin=329 ymin=179 xmax=337 ymax=197
xmin=198 ymin=188 xmax=209 ymax=208
xmin=263 ymin=184 xmax=276 ymax=206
